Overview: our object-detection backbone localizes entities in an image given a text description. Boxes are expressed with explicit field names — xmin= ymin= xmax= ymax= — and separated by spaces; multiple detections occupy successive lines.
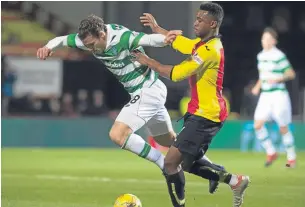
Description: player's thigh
xmin=109 ymin=121 xmax=133 ymax=146
xmin=254 ymin=93 xmax=272 ymax=122
xmin=173 ymin=114 xmax=223 ymax=158
xmin=117 ymin=82 xmax=167 ymax=132
xmin=115 ymin=92 xmax=146 ymax=133
xmin=272 ymin=92 xmax=292 ymax=127
xmin=145 ymin=106 xmax=175 ymax=147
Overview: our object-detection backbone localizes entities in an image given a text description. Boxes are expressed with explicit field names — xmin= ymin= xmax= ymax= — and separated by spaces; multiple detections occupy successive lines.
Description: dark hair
xmin=78 ymin=14 xmax=106 ymax=40
xmin=200 ymin=2 xmax=224 ymax=27
xmin=263 ymin=27 xmax=278 ymax=40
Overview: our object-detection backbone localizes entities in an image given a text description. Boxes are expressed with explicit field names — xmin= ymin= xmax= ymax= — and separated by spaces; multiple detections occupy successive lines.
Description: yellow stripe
xmin=171 ymin=183 xmax=185 ymax=205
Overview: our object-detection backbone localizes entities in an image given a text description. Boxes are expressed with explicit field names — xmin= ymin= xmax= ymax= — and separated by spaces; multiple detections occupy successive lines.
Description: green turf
xmin=2 ymin=148 xmax=305 ymax=207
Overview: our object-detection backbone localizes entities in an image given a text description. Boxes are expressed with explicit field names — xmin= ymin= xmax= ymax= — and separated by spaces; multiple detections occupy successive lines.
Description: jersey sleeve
xmin=172 ymin=35 xmax=201 ymax=55
xmin=117 ymin=30 xmax=146 ymax=51
xmin=276 ymin=54 xmax=292 ymax=72
xmin=66 ymin=33 xmax=89 ymax=50
xmin=170 ymin=44 xmax=216 ymax=82
xmin=170 ymin=55 xmax=203 ymax=82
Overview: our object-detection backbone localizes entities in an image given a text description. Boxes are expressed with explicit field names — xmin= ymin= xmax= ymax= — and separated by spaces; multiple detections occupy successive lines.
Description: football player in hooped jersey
xmin=252 ymin=27 xmax=297 ymax=168
xmin=37 ymin=14 xmax=224 ymax=193
xmin=133 ymin=3 xmax=250 ymax=207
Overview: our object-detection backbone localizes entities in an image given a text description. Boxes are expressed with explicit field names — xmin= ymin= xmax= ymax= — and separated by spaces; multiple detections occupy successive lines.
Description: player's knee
xmin=279 ymin=126 xmax=288 ymax=135
xmin=181 ymin=154 xmax=196 ymax=172
xmin=153 ymin=131 xmax=176 ymax=147
xmin=254 ymin=121 xmax=264 ymax=130
xmin=164 ymin=156 xmax=179 ymax=173
xmin=109 ymin=123 xmax=131 ymax=146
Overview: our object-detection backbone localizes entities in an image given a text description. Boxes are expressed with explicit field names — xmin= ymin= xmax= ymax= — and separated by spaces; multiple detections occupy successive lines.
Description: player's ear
xmin=99 ymin=31 xmax=106 ymax=39
xmin=210 ymin=21 xmax=217 ymax=29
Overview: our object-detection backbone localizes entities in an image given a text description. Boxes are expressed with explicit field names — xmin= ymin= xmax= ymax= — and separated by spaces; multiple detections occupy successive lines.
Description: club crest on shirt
xmin=192 ymin=52 xmax=204 ymax=64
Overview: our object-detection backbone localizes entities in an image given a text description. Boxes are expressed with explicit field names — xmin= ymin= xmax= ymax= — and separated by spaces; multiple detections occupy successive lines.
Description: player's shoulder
xmin=273 ymin=47 xmax=287 ymax=58
xmin=107 ymin=24 xmax=130 ymax=36
xmin=196 ymin=38 xmax=222 ymax=57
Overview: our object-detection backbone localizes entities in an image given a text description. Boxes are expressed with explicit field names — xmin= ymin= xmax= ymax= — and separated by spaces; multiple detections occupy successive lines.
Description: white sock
xmin=122 ymin=133 xmax=164 ymax=169
xmin=255 ymin=126 xmax=276 ymax=155
xmin=229 ymin=174 xmax=239 ymax=186
xmin=282 ymin=131 xmax=297 ymax=161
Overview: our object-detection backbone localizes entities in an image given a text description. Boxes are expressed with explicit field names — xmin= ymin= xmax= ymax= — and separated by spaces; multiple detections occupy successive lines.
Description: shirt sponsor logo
xmin=192 ymin=52 xmax=204 ymax=65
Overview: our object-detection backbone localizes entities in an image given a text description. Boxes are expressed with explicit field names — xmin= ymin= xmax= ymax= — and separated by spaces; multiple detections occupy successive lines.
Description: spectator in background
xmin=28 ymin=95 xmax=43 ymax=115
xmin=49 ymin=97 xmax=61 ymax=116
xmin=86 ymin=90 xmax=108 ymax=116
xmin=77 ymin=89 xmax=88 ymax=115
xmin=241 ymin=80 xmax=259 ymax=118
xmin=61 ymin=92 xmax=77 ymax=117
xmin=2 ymin=63 xmax=16 ymax=116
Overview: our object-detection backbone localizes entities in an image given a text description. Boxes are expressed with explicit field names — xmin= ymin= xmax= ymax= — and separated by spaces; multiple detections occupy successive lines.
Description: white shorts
xmin=254 ymin=91 xmax=292 ymax=126
xmin=116 ymin=79 xmax=173 ymax=136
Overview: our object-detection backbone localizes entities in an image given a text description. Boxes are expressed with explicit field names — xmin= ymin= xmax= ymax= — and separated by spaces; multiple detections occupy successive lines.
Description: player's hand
xmin=140 ymin=13 xmax=159 ymax=32
xmin=37 ymin=47 xmax=53 ymax=60
xmin=251 ymin=87 xmax=260 ymax=96
xmin=131 ymin=50 xmax=150 ymax=66
xmin=165 ymin=30 xmax=182 ymax=45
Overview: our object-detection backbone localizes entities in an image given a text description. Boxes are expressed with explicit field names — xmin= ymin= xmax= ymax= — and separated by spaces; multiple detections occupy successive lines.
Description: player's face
xmin=193 ymin=10 xmax=217 ymax=38
xmin=82 ymin=32 xmax=106 ymax=52
xmin=261 ymin=32 xmax=276 ymax=50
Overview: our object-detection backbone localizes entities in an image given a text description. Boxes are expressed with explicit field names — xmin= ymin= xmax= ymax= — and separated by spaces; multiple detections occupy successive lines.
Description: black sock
xmin=164 ymin=170 xmax=185 ymax=207
xmin=196 ymin=159 xmax=227 ymax=173
xmin=188 ymin=162 xmax=232 ymax=183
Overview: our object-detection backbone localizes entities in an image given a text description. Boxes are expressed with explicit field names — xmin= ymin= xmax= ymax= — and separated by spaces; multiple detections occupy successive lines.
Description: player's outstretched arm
xmin=140 ymin=13 xmax=200 ymax=55
xmin=132 ymin=50 xmax=201 ymax=82
xmin=37 ymin=35 xmax=69 ymax=60
xmin=140 ymin=13 xmax=169 ymax=35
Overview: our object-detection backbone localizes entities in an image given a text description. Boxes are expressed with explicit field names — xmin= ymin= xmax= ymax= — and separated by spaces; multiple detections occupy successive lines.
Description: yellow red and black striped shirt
xmin=170 ymin=35 xmax=228 ymax=122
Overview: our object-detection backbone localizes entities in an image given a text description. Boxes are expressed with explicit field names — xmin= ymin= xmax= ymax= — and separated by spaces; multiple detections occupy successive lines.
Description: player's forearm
xmin=153 ymin=26 xmax=169 ymax=36
xmin=254 ymin=80 xmax=262 ymax=89
xmin=139 ymin=34 xmax=167 ymax=47
xmin=144 ymin=58 xmax=173 ymax=79
xmin=45 ymin=36 xmax=68 ymax=50
xmin=281 ymin=69 xmax=296 ymax=82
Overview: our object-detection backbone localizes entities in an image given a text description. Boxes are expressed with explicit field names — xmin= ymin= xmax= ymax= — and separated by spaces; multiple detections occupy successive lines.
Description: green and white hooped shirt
xmin=257 ymin=47 xmax=292 ymax=92
xmin=66 ymin=24 xmax=162 ymax=94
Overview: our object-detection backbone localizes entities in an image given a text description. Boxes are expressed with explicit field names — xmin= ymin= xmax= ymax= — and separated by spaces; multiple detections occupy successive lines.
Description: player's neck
xmin=263 ymin=46 xmax=275 ymax=52
xmin=201 ymin=30 xmax=218 ymax=42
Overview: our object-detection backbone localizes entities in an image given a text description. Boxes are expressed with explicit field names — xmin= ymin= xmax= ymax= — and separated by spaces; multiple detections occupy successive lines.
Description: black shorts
xmin=173 ymin=113 xmax=224 ymax=157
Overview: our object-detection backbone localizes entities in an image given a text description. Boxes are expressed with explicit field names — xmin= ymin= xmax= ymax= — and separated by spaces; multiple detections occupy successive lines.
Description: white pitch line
xmin=3 ymin=173 xmax=305 ymax=191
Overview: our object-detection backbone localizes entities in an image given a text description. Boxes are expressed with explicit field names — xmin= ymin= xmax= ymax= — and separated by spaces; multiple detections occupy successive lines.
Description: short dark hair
xmin=263 ymin=27 xmax=278 ymax=40
xmin=200 ymin=2 xmax=224 ymax=27
xmin=78 ymin=14 xmax=106 ymax=40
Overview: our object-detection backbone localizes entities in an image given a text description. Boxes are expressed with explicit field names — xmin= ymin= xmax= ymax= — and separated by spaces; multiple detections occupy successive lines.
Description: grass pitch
xmin=2 ymin=148 xmax=305 ymax=207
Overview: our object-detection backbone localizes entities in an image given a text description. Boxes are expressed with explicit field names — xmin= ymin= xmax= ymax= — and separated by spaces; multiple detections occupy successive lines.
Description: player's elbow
xmin=290 ymin=69 xmax=296 ymax=80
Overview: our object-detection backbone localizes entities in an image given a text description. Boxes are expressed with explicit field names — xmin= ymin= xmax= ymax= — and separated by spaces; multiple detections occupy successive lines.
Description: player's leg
xmin=176 ymin=115 xmax=249 ymax=207
xmin=254 ymin=94 xmax=277 ymax=166
xmin=109 ymin=121 xmax=165 ymax=169
xmin=146 ymin=107 xmax=224 ymax=193
xmin=273 ymin=92 xmax=296 ymax=167
xmin=163 ymin=146 xmax=185 ymax=207
xmin=110 ymin=90 xmax=165 ymax=170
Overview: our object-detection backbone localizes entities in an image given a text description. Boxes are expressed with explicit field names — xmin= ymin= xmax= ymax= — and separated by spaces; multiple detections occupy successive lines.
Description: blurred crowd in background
xmin=2 ymin=1 xmax=305 ymax=120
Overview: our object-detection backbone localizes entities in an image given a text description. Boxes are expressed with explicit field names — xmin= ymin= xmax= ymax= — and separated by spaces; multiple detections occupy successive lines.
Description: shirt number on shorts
xmin=130 ymin=95 xmax=140 ymax=104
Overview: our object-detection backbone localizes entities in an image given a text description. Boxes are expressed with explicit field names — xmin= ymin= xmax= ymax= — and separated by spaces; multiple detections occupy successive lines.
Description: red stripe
xmin=187 ymin=41 xmax=205 ymax=114
xmin=187 ymin=75 xmax=199 ymax=114
xmin=216 ymin=48 xmax=228 ymax=121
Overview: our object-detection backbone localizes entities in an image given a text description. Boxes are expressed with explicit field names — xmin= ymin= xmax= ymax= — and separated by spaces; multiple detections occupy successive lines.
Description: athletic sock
xmin=122 ymin=133 xmax=164 ymax=169
xmin=282 ymin=130 xmax=297 ymax=161
xmin=255 ymin=126 xmax=276 ymax=155
xmin=164 ymin=170 xmax=185 ymax=207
